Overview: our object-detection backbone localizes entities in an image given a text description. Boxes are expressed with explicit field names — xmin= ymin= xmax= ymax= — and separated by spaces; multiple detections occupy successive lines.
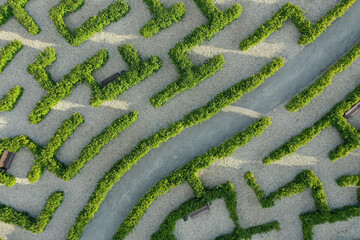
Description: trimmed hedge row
xmin=0 ymin=40 xmax=23 ymax=73
xmin=140 ymin=0 xmax=186 ymax=38
xmin=89 ymin=44 xmax=162 ymax=107
xmin=0 ymin=0 xmax=40 ymax=34
xmin=0 ymin=112 xmax=137 ymax=184
xmin=114 ymin=117 xmax=272 ymax=240
xmin=27 ymin=113 xmax=85 ymax=183
xmin=0 ymin=191 xmax=64 ymax=233
xmin=245 ymin=170 xmax=329 ymax=213
xmin=30 ymin=111 xmax=138 ymax=183
xmin=298 ymin=174 xmax=360 ymax=240
xmin=246 ymin=169 xmax=360 ymax=240
xmin=239 ymin=0 xmax=358 ymax=51
xmin=263 ymin=79 xmax=360 ymax=165
xmin=150 ymin=0 xmax=243 ymax=107
xmin=28 ymin=45 xmax=161 ymax=124
xmin=286 ymin=40 xmax=360 ymax=112
xmin=66 ymin=58 xmax=284 ymax=240
xmin=50 ymin=0 xmax=130 ymax=46
xmin=0 ymin=85 xmax=23 ymax=111
xmin=153 ymin=182 xmax=279 ymax=240
xmin=0 ymin=135 xmax=40 ymax=187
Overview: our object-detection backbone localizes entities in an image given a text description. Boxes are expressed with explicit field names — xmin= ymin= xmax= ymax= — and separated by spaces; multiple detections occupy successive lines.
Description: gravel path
xmin=0 ymin=0 xmax=359 ymax=240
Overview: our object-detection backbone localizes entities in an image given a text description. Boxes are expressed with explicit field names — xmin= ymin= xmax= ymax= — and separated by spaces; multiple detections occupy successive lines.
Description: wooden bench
xmin=189 ymin=204 xmax=210 ymax=219
xmin=344 ymin=100 xmax=360 ymax=119
xmin=0 ymin=150 xmax=15 ymax=174
xmin=100 ymin=70 xmax=127 ymax=88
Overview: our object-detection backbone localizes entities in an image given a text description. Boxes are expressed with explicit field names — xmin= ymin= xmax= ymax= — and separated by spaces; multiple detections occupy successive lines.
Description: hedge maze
xmin=114 ymin=117 xmax=281 ymax=240
xmin=286 ymin=39 xmax=360 ymax=112
xmin=0 ymin=112 xmax=137 ymax=186
xmin=0 ymin=191 xmax=64 ymax=233
xmin=245 ymin=170 xmax=360 ymax=240
xmin=240 ymin=0 xmax=359 ymax=51
xmin=0 ymin=0 xmax=40 ymax=35
xmin=264 ymin=78 xmax=360 ymax=165
xmin=66 ymin=59 xmax=283 ymax=240
xmin=27 ymin=44 xmax=161 ymax=124
xmin=50 ymin=0 xmax=130 ymax=46
xmin=150 ymin=0 xmax=243 ymax=107
xmin=141 ymin=0 xmax=186 ymax=38
xmin=1 ymin=0 xmax=360 ymax=239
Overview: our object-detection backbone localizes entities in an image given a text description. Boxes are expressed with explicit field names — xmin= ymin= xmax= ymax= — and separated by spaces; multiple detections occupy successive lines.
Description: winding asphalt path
xmin=81 ymin=2 xmax=360 ymax=239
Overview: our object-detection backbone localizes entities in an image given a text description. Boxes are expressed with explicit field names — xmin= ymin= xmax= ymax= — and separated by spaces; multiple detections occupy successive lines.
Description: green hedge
xmin=152 ymin=182 xmax=278 ymax=240
xmin=50 ymin=0 xmax=130 ymax=46
xmin=0 ymin=172 xmax=16 ymax=187
xmin=0 ymin=0 xmax=40 ymax=34
xmin=141 ymin=0 xmax=186 ymax=38
xmin=150 ymin=0 xmax=242 ymax=107
xmin=245 ymin=170 xmax=329 ymax=213
xmin=66 ymin=58 xmax=284 ymax=240
xmin=286 ymin=40 xmax=360 ymax=112
xmin=0 ymin=112 xmax=137 ymax=184
xmin=0 ymin=40 xmax=23 ymax=73
xmin=264 ymin=79 xmax=360 ymax=164
xmin=28 ymin=44 xmax=161 ymax=124
xmin=244 ymin=170 xmax=352 ymax=240
xmin=240 ymin=0 xmax=358 ymax=51
xmin=298 ymin=174 xmax=360 ymax=240
xmin=114 ymin=117 xmax=272 ymax=239
xmin=0 ymin=135 xmax=40 ymax=187
xmin=0 ymin=85 xmax=23 ymax=111
xmin=0 ymin=191 xmax=64 ymax=233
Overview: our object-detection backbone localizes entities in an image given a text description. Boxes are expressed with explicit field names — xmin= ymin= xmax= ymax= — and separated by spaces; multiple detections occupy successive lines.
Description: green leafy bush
xmin=28 ymin=45 xmax=161 ymax=124
xmin=141 ymin=0 xmax=186 ymax=38
xmin=298 ymin=173 xmax=360 ymax=240
xmin=0 ymin=40 xmax=23 ymax=73
xmin=50 ymin=0 xmax=130 ymax=46
xmin=240 ymin=0 xmax=358 ymax=50
xmin=115 ymin=117 xmax=273 ymax=240
xmin=264 ymin=80 xmax=360 ymax=164
xmin=245 ymin=170 xmax=329 ymax=212
xmin=0 ymin=191 xmax=64 ymax=233
xmin=0 ymin=0 xmax=40 ymax=34
xmin=66 ymin=58 xmax=283 ymax=240
xmin=286 ymin=40 xmax=360 ymax=112
xmin=0 ymin=85 xmax=23 ymax=111
xmin=0 ymin=135 xmax=40 ymax=187
xmin=0 ymin=112 xmax=137 ymax=184
xmin=0 ymin=172 xmax=16 ymax=187
xmin=150 ymin=0 xmax=242 ymax=107
xmin=244 ymin=170 xmax=351 ymax=240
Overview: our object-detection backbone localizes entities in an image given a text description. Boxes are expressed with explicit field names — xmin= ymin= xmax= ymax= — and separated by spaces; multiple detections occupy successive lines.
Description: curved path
xmin=81 ymin=1 xmax=360 ymax=239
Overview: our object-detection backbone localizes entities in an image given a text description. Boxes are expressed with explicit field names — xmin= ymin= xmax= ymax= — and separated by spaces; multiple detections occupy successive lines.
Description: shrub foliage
xmin=150 ymin=0 xmax=243 ymax=107
xmin=245 ymin=169 xmax=360 ymax=239
xmin=286 ymin=40 xmax=360 ymax=112
xmin=0 ymin=191 xmax=64 ymax=233
xmin=141 ymin=0 xmax=186 ymax=38
xmin=0 ymin=0 xmax=40 ymax=34
xmin=264 ymin=80 xmax=360 ymax=164
xmin=240 ymin=0 xmax=358 ymax=50
xmin=0 ymin=112 xmax=137 ymax=185
xmin=28 ymin=45 xmax=161 ymax=124
xmin=0 ymin=85 xmax=23 ymax=111
xmin=50 ymin=0 xmax=130 ymax=46
xmin=0 ymin=40 xmax=23 ymax=73
xmin=66 ymin=58 xmax=284 ymax=240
